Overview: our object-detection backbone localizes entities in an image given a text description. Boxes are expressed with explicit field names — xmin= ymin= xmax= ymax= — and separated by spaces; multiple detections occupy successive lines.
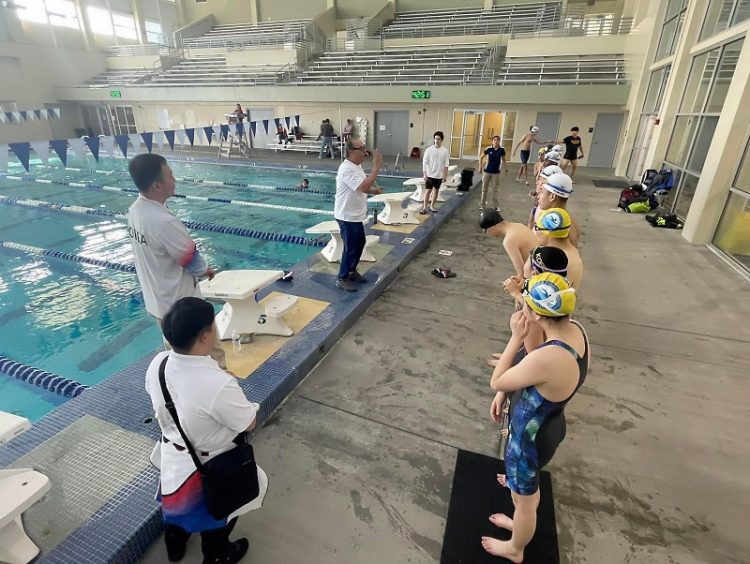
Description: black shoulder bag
xmin=158 ymin=356 xmax=260 ymax=519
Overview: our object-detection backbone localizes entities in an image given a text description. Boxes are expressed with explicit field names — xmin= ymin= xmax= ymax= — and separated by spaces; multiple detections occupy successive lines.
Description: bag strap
xmin=158 ymin=356 xmax=205 ymax=474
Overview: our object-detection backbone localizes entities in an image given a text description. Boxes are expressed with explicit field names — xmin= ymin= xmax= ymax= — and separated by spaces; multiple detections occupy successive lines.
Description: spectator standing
xmin=421 ymin=131 xmax=450 ymax=214
xmin=343 ymin=119 xmax=354 ymax=143
xmin=334 ymin=140 xmax=383 ymax=292
xmin=127 ymin=153 xmax=227 ymax=369
xmin=318 ymin=119 xmax=336 ymax=159
xmin=479 ymin=135 xmax=508 ymax=211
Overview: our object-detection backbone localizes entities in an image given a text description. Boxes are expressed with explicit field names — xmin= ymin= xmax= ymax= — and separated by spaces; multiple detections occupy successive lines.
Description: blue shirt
xmin=484 ymin=146 xmax=505 ymax=173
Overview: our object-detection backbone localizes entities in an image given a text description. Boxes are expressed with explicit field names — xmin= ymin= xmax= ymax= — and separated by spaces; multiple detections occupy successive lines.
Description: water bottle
xmin=231 ymin=330 xmax=242 ymax=356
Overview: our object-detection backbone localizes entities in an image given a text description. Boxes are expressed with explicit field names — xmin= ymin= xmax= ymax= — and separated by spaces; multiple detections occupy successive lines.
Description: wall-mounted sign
xmin=411 ymin=90 xmax=431 ymax=100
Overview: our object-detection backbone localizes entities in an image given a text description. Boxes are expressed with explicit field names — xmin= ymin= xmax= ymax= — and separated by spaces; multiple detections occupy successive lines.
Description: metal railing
xmin=184 ymin=33 xmax=306 ymax=50
xmin=510 ymin=17 xmax=634 ymax=38
xmin=103 ymin=44 xmax=183 ymax=58
xmin=381 ymin=17 xmax=561 ymax=38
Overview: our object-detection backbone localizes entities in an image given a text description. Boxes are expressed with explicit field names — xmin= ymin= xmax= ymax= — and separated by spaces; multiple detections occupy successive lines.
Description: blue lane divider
xmin=0 ymin=195 xmax=327 ymax=247
xmin=19 ymin=165 xmax=338 ymax=196
xmin=0 ymin=240 xmax=136 ymax=273
xmin=5 ymin=175 xmax=335 ymax=216
xmin=0 ymin=354 xmax=88 ymax=398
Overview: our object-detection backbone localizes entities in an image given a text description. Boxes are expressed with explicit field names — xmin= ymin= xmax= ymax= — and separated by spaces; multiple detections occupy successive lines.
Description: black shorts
xmin=520 ymin=150 xmax=531 ymax=164
xmin=564 ymin=153 xmax=578 ymax=161
xmin=425 ymin=177 xmax=443 ymax=190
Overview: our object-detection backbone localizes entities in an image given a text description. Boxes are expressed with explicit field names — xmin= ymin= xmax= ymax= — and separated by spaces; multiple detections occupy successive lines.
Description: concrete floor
xmin=141 ymin=165 xmax=750 ymax=564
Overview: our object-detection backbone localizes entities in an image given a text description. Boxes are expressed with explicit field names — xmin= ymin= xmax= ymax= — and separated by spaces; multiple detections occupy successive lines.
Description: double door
xmin=450 ymin=110 xmax=516 ymax=160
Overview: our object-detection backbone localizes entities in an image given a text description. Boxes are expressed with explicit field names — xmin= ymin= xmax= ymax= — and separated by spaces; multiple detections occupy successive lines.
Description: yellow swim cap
xmin=523 ymin=273 xmax=576 ymax=317
xmin=535 ymin=208 xmax=572 ymax=239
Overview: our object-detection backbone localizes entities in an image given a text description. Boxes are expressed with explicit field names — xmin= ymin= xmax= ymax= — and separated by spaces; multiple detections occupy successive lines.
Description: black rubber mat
xmin=440 ymin=450 xmax=559 ymax=564
xmin=593 ymin=179 xmax=630 ymax=189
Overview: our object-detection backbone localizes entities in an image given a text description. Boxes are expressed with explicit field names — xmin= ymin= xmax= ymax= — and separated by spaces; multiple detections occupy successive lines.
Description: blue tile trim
xmin=0 ymin=179 xmax=474 ymax=563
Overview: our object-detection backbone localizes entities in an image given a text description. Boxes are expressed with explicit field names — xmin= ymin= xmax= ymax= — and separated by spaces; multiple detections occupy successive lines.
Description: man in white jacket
xmin=421 ymin=131 xmax=450 ymax=214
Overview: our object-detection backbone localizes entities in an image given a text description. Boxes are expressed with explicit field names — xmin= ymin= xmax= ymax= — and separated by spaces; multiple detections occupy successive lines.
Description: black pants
xmin=336 ymin=219 xmax=366 ymax=280
xmin=165 ymin=517 xmax=237 ymax=560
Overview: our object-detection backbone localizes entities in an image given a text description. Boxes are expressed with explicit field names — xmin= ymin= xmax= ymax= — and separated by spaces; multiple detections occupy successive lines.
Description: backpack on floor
xmin=646 ymin=212 xmax=683 ymax=229
xmin=625 ymin=196 xmax=653 ymax=213
xmin=618 ymin=184 xmax=643 ymax=209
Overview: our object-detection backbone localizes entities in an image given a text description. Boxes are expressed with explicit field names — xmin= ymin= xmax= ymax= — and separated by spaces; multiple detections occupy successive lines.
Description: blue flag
xmin=285 ymin=116 xmax=291 ymax=130
xmin=249 ymin=121 xmax=257 ymax=137
xmin=262 ymin=120 xmax=269 ymax=134
xmin=203 ymin=126 xmax=214 ymax=145
xmin=84 ymin=136 xmax=100 ymax=160
xmin=114 ymin=134 xmax=129 ymax=157
xmin=294 ymin=114 xmax=300 ymax=126
xmin=9 ymin=142 xmax=31 ymax=171
xmin=141 ymin=132 xmax=153 ymax=153
xmin=19 ymin=111 xmax=27 ymax=122
xmin=50 ymin=139 xmax=68 ymax=166
xmin=34 ymin=110 xmax=43 ymax=120
xmin=47 ymin=108 xmax=55 ymax=120
xmin=185 ymin=128 xmax=195 ymax=146
xmin=164 ymin=130 xmax=175 ymax=150
xmin=220 ymin=124 xmax=229 ymax=141
xmin=274 ymin=118 xmax=280 ymax=130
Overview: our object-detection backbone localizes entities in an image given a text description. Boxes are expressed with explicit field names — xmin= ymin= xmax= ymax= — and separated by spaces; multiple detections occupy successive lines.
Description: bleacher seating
xmin=85 ymin=69 xmax=152 ymax=86
xmin=496 ymin=54 xmax=627 ymax=85
xmin=145 ymin=55 xmax=291 ymax=87
xmin=291 ymin=44 xmax=488 ymax=86
xmin=381 ymin=2 xmax=562 ymax=38
xmin=183 ymin=19 xmax=310 ymax=49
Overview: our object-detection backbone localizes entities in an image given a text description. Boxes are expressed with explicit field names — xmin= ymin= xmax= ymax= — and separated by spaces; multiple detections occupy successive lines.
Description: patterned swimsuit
xmin=504 ymin=322 xmax=589 ymax=495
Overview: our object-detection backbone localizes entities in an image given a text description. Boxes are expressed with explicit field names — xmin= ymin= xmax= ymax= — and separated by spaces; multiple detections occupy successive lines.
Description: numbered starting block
xmin=369 ymin=191 xmax=421 ymax=225
xmin=306 ymin=220 xmax=380 ymax=263
xmin=200 ymin=270 xmax=299 ymax=339
xmin=444 ymin=165 xmax=461 ymax=188
xmin=404 ymin=177 xmax=447 ymax=203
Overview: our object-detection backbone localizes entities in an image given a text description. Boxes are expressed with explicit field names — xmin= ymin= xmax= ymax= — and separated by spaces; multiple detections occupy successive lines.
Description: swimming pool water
xmin=0 ymin=156 xmax=410 ymax=420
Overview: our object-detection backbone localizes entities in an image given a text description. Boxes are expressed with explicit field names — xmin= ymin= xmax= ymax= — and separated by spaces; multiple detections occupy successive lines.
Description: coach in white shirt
xmin=421 ymin=131 xmax=450 ymax=214
xmin=127 ymin=153 xmax=226 ymax=369
xmin=333 ymin=139 xmax=383 ymax=292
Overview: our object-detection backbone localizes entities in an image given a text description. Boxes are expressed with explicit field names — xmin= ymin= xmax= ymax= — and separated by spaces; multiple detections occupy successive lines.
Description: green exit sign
xmin=110 ymin=90 xmax=122 ymax=98
xmin=411 ymin=90 xmax=431 ymax=100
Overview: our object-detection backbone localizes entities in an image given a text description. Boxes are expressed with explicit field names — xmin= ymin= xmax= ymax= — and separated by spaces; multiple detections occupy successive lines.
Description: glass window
xmin=16 ymin=0 xmax=48 ymax=24
xmin=666 ymin=0 xmax=687 ymax=20
xmin=680 ymin=50 xmax=718 ymax=113
xmin=112 ymin=12 xmax=137 ymax=40
xmin=643 ymin=65 xmax=671 ymax=114
xmin=735 ymin=140 xmax=750 ymax=194
xmin=666 ymin=115 xmax=698 ymax=167
xmin=706 ymin=39 xmax=743 ymax=113
xmin=674 ymin=172 xmax=700 ymax=219
xmin=733 ymin=0 xmax=750 ymax=26
xmin=655 ymin=17 xmax=678 ymax=60
xmin=145 ymin=20 xmax=162 ymax=44
xmin=686 ymin=117 xmax=719 ymax=174
xmin=46 ymin=0 xmax=79 ymax=29
xmin=87 ymin=6 xmax=113 ymax=36
xmin=712 ymin=191 xmax=750 ymax=270
xmin=701 ymin=0 xmax=750 ymax=40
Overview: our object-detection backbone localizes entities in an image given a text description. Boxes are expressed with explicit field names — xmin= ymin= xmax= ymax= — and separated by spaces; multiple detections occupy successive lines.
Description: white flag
xmin=195 ymin=127 xmax=205 ymax=145
xmin=0 ymin=144 xmax=8 ymax=172
xmin=213 ymin=124 xmax=221 ymax=138
xmin=0 ymin=114 xmax=7 ymax=125
xmin=27 ymin=112 xmax=37 ymax=122
xmin=12 ymin=111 xmax=21 ymax=122
xmin=153 ymin=131 xmax=165 ymax=151
xmin=101 ymin=136 xmax=116 ymax=157
xmin=128 ymin=133 xmax=142 ymax=154
xmin=67 ymin=138 xmax=86 ymax=161
xmin=175 ymin=129 xmax=186 ymax=146
xmin=52 ymin=107 xmax=61 ymax=119
xmin=30 ymin=141 xmax=50 ymax=164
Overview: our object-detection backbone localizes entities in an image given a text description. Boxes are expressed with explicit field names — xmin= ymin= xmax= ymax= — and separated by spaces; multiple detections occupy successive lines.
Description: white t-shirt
xmin=128 ymin=195 xmax=202 ymax=319
xmin=145 ymin=350 xmax=259 ymax=495
xmin=422 ymin=145 xmax=450 ymax=179
xmin=334 ymin=159 xmax=368 ymax=222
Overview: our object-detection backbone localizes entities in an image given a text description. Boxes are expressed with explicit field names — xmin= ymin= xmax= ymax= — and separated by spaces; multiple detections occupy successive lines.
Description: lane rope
xmin=0 ymin=240 xmax=136 ymax=273
xmin=0 ymin=354 xmax=88 ymax=398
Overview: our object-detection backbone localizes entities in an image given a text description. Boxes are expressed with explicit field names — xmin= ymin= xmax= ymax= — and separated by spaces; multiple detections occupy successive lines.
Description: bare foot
xmin=489 ymin=513 xmax=513 ymax=531
xmin=497 ymin=473 xmax=509 ymax=488
xmin=481 ymin=537 xmax=524 ymax=562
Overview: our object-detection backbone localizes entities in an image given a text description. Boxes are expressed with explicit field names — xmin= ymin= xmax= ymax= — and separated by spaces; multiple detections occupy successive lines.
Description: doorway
xmin=589 ymin=112 xmax=625 ymax=167
xmin=374 ymin=111 xmax=409 ymax=156
xmin=450 ymin=110 xmax=513 ymax=160
xmin=626 ymin=114 xmax=657 ymax=180
xmin=534 ymin=112 xmax=561 ymax=145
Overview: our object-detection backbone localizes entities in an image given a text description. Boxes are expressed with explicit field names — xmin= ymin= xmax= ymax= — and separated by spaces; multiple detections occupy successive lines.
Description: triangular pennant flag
xmin=273 ymin=118 xmax=280 ymax=130
xmin=52 ymin=107 xmax=61 ymax=119
xmin=19 ymin=111 xmax=28 ymax=122
xmin=114 ymin=134 xmax=129 ymax=157
xmin=9 ymin=142 xmax=31 ymax=171
xmin=175 ymin=129 xmax=186 ymax=146
xmin=101 ymin=135 xmax=116 ymax=157
xmin=0 ymin=113 xmax=6 ymax=124
xmin=50 ymin=139 xmax=68 ymax=166
xmin=154 ymin=131 xmax=165 ymax=150
xmin=84 ymin=135 xmax=100 ymax=160
xmin=249 ymin=121 xmax=257 ymax=137
xmin=30 ymin=140 xmax=49 ymax=164
xmin=67 ymin=137 xmax=85 ymax=161
xmin=5 ymin=112 xmax=14 ymax=123
xmin=164 ymin=130 xmax=175 ymax=150
xmin=220 ymin=124 xmax=229 ymax=141
xmin=0 ymin=144 xmax=8 ymax=173
xmin=184 ymin=128 xmax=195 ymax=146
xmin=140 ymin=132 xmax=153 ymax=153
xmin=34 ymin=109 xmax=43 ymax=120
xmin=262 ymin=120 xmax=270 ymax=134
xmin=12 ymin=111 xmax=21 ymax=122
xmin=27 ymin=111 xmax=36 ymax=122
xmin=294 ymin=114 xmax=300 ymax=127
xmin=236 ymin=122 xmax=244 ymax=138
xmin=203 ymin=126 xmax=214 ymax=145
xmin=128 ymin=133 xmax=142 ymax=154
xmin=47 ymin=109 xmax=55 ymax=119
xmin=285 ymin=116 xmax=291 ymax=130
xmin=195 ymin=128 xmax=205 ymax=145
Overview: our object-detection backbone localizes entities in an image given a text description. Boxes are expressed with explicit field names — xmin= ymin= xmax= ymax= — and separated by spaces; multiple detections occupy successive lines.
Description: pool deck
xmin=0 ymin=150 xmax=475 ymax=563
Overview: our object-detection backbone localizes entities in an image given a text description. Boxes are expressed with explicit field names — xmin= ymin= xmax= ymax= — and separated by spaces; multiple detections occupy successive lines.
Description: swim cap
xmin=535 ymin=208 xmax=572 ymax=238
xmin=531 ymin=126 xmax=539 ymax=133
xmin=539 ymin=165 xmax=563 ymax=179
xmin=552 ymin=144 xmax=564 ymax=153
xmin=479 ymin=208 xmax=504 ymax=230
xmin=544 ymin=151 xmax=561 ymax=163
xmin=542 ymin=172 xmax=573 ymax=199
xmin=523 ymin=273 xmax=576 ymax=317
xmin=529 ymin=246 xmax=568 ymax=276
xmin=538 ymin=147 xmax=546 ymax=157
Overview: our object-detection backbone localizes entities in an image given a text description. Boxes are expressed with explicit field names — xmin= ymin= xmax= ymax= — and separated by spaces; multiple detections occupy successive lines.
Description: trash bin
xmin=459 ymin=168 xmax=475 ymax=191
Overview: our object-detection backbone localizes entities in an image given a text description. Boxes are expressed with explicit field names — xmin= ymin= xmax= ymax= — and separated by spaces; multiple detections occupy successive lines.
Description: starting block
xmin=200 ymin=270 xmax=299 ymax=339
xmin=306 ymin=220 xmax=380 ymax=263
xmin=404 ymin=178 xmax=448 ymax=203
xmin=369 ymin=191 xmax=421 ymax=225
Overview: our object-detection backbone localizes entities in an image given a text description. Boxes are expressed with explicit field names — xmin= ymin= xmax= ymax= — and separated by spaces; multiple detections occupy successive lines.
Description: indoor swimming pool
xmin=0 ymin=156 xmax=408 ymax=421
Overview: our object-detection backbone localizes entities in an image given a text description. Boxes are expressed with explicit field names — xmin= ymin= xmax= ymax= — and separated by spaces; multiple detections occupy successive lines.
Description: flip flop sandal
xmin=280 ymin=270 xmax=294 ymax=282
xmin=431 ymin=267 xmax=457 ymax=279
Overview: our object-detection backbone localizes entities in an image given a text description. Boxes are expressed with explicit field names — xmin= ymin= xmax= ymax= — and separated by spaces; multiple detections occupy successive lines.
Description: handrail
xmin=103 ymin=44 xmax=183 ymax=57
xmin=510 ymin=17 xmax=634 ymax=38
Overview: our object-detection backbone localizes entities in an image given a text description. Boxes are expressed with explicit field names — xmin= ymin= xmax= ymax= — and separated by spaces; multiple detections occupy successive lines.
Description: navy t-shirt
xmin=483 ymin=146 xmax=506 ymax=173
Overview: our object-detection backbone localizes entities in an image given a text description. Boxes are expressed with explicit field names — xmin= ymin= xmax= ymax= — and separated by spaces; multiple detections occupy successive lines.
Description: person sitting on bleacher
xmin=276 ymin=124 xmax=290 ymax=146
